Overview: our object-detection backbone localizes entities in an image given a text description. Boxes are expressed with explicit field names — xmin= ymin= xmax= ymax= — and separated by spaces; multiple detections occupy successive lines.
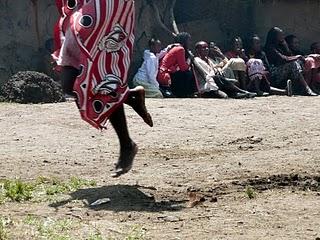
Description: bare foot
xmin=111 ymin=142 xmax=138 ymax=178
xmin=127 ymin=86 xmax=153 ymax=127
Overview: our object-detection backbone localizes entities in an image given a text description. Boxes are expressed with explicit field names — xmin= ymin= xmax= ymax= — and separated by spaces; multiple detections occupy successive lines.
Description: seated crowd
xmin=132 ymin=26 xmax=320 ymax=98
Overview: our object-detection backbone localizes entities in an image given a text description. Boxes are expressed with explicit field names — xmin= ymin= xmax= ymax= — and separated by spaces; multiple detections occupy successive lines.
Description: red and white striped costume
xmin=53 ymin=0 xmax=135 ymax=129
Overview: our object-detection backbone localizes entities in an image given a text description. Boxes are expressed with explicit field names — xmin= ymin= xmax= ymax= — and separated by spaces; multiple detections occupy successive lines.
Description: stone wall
xmin=0 ymin=0 xmax=319 ymax=85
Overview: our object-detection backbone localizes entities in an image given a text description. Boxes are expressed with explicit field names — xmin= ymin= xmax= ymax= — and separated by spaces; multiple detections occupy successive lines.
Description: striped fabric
xmin=53 ymin=0 xmax=135 ymax=129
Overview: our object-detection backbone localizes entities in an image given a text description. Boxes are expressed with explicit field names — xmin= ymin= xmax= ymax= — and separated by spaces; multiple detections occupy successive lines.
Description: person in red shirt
xmin=157 ymin=32 xmax=197 ymax=97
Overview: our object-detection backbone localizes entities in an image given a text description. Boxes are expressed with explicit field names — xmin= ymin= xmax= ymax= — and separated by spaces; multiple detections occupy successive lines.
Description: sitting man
xmin=132 ymin=38 xmax=164 ymax=98
xmin=193 ymin=41 xmax=256 ymax=99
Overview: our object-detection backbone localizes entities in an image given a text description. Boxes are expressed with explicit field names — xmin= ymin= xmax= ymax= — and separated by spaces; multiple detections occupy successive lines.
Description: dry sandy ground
xmin=0 ymin=96 xmax=320 ymax=239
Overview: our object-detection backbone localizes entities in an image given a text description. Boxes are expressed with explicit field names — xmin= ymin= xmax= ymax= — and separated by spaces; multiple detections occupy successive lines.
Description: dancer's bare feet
xmin=111 ymin=141 xmax=138 ymax=178
xmin=126 ymin=86 xmax=153 ymax=127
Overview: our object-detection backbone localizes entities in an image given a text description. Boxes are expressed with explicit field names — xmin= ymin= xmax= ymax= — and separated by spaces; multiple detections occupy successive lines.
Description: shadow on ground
xmin=50 ymin=184 xmax=186 ymax=212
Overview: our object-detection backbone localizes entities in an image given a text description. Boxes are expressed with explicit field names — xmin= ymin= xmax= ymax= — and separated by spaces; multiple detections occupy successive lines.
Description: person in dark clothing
xmin=264 ymin=27 xmax=317 ymax=96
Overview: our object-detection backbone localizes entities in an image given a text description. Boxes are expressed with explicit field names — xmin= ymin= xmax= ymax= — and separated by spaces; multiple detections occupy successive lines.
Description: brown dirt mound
xmin=0 ymin=71 xmax=65 ymax=104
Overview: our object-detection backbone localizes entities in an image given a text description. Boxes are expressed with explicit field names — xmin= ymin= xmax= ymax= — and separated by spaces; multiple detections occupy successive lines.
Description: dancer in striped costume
xmin=53 ymin=0 xmax=153 ymax=177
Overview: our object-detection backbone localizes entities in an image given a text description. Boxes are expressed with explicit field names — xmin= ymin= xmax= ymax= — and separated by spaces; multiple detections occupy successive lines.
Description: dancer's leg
xmin=60 ymin=66 xmax=79 ymax=96
xmin=109 ymin=105 xmax=138 ymax=177
xmin=125 ymin=86 xmax=153 ymax=127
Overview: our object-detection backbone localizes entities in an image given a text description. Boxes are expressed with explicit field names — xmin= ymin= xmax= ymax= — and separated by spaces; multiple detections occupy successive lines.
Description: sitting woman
xmin=264 ymin=27 xmax=317 ymax=96
xmin=224 ymin=36 xmax=249 ymax=90
xmin=285 ymin=35 xmax=320 ymax=94
xmin=132 ymin=38 xmax=163 ymax=98
xmin=193 ymin=41 xmax=256 ymax=99
xmin=246 ymin=34 xmax=289 ymax=96
xmin=157 ymin=32 xmax=197 ymax=98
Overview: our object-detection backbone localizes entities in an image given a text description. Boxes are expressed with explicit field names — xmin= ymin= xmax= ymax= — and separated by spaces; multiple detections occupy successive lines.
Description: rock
xmin=210 ymin=197 xmax=218 ymax=203
xmin=90 ymin=198 xmax=111 ymax=206
xmin=158 ymin=215 xmax=181 ymax=222
xmin=0 ymin=71 xmax=65 ymax=104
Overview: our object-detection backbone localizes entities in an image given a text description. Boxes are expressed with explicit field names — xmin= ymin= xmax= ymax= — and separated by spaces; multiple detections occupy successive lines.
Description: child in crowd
xmin=133 ymin=38 xmax=164 ymax=98
xmin=246 ymin=35 xmax=289 ymax=96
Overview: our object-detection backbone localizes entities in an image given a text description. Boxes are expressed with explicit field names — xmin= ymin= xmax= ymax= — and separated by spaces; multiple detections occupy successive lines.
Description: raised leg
xmin=125 ymin=86 xmax=153 ymax=127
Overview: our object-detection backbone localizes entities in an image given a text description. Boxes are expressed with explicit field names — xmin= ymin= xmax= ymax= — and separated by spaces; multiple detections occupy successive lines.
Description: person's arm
xmin=145 ymin=57 xmax=159 ymax=88
xmin=261 ymin=52 xmax=271 ymax=71
xmin=175 ymin=48 xmax=190 ymax=71
xmin=211 ymin=47 xmax=229 ymax=66
xmin=272 ymin=48 xmax=302 ymax=64
xmin=267 ymin=47 xmax=302 ymax=64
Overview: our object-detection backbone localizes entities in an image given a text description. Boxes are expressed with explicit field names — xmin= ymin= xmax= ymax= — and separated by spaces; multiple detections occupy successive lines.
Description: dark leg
xmin=170 ymin=71 xmax=197 ymax=97
xmin=237 ymin=71 xmax=248 ymax=91
xmin=109 ymin=105 xmax=138 ymax=177
xmin=304 ymin=70 xmax=313 ymax=86
xmin=222 ymin=82 xmax=256 ymax=98
xmin=295 ymin=73 xmax=317 ymax=96
xmin=310 ymin=69 xmax=320 ymax=93
xmin=125 ymin=86 xmax=153 ymax=127
xmin=60 ymin=66 xmax=79 ymax=96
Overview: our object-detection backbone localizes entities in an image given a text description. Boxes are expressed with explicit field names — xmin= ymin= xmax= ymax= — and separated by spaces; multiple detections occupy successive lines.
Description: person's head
xmin=310 ymin=42 xmax=320 ymax=54
xmin=285 ymin=35 xmax=300 ymax=52
xmin=231 ymin=36 xmax=243 ymax=52
xmin=195 ymin=41 xmax=209 ymax=58
xmin=174 ymin=32 xmax=192 ymax=50
xmin=265 ymin=27 xmax=285 ymax=47
xmin=148 ymin=38 xmax=162 ymax=54
xmin=248 ymin=34 xmax=262 ymax=53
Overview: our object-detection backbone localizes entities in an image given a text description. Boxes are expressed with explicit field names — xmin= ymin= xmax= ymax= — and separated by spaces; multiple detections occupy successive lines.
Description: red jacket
xmin=157 ymin=46 xmax=190 ymax=86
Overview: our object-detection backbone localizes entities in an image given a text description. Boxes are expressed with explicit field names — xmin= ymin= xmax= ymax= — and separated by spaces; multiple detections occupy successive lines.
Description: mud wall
xmin=0 ymin=0 xmax=319 ymax=85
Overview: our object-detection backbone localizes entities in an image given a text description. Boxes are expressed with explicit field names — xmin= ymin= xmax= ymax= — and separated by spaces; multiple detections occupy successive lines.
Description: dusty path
xmin=0 ymin=97 xmax=319 ymax=239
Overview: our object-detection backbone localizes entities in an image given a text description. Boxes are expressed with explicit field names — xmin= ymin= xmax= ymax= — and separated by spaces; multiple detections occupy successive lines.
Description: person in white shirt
xmin=133 ymin=38 xmax=164 ymax=98
xmin=193 ymin=41 xmax=256 ymax=98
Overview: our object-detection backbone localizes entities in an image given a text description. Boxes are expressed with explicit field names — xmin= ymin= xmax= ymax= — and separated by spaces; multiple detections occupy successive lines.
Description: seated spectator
xmin=209 ymin=42 xmax=246 ymax=84
xmin=132 ymin=38 xmax=164 ymax=98
xmin=310 ymin=42 xmax=320 ymax=93
xmin=246 ymin=34 xmax=289 ymax=96
xmin=157 ymin=32 xmax=197 ymax=98
xmin=193 ymin=41 xmax=256 ymax=99
xmin=264 ymin=27 xmax=317 ymax=96
xmin=286 ymin=35 xmax=320 ymax=94
xmin=224 ymin=36 xmax=249 ymax=90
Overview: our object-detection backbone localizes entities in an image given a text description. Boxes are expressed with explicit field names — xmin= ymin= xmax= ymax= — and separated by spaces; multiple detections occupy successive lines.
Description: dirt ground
xmin=0 ymin=96 xmax=320 ymax=240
